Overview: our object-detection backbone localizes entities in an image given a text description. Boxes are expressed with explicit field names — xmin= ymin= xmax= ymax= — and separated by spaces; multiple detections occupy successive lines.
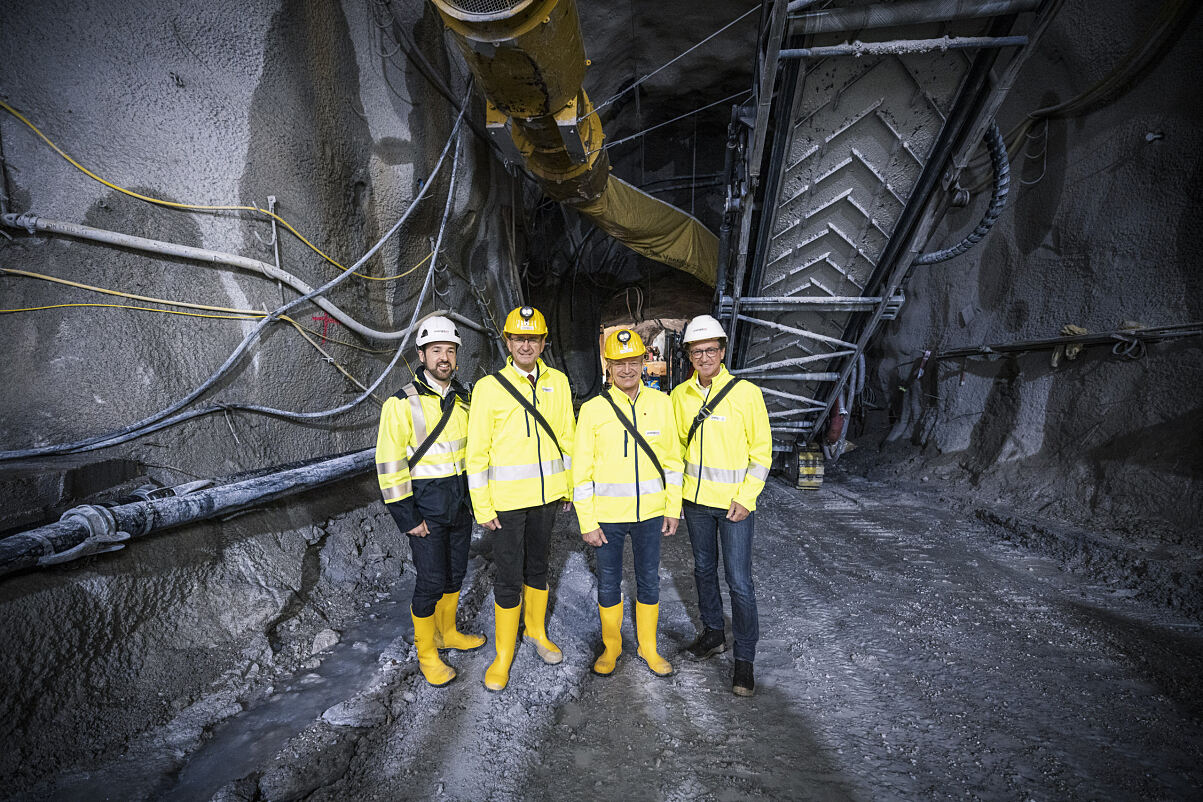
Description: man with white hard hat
xmin=376 ymin=314 xmax=484 ymax=687
xmin=670 ymin=314 xmax=772 ymax=697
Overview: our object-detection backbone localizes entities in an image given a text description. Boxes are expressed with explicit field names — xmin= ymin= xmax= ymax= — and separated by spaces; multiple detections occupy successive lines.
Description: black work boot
xmin=732 ymin=659 xmax=755 ymax=697
xmin=686 ymin=628 xmax=726 ymax=659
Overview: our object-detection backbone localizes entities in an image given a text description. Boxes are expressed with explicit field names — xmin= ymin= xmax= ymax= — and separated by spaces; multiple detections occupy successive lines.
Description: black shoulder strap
xmin=685 ymin=378 xmax=742 ymax=448
xmin=492 ymin=372 xmax=565 ymax=458
xmin=394 ymin=383 xmax=457 ymax=468
xmin=601 ymin=392 xmax=666 ymax=486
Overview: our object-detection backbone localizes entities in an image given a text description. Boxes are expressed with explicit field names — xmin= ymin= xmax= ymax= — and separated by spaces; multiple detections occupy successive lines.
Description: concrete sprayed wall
xmin=856 ymin=0 xmax=1203 ymax=537
xmin=0 ymin=0 xmax=521 ymax=790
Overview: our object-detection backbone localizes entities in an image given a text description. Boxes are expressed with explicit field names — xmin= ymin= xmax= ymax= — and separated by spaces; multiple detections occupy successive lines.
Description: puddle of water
xmin=161 ymin=574 xmax=416 ymax=801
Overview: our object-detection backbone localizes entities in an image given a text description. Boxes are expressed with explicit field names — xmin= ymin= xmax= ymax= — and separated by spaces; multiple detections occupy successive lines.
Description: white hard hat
xmin=682 ymin=314 xmax=727 ymax=344
xmin=416 ymin=315 xmax=461 ymax=347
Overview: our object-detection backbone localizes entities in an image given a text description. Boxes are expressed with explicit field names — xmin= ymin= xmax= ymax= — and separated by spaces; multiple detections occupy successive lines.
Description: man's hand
xmin=408 ymin=520 xmax=430 ymax=537
xmin=662 ymin=517 xmax=679 ymax=536
xmin=562 ymin=500 xmax=573 ymax=513
xmin=726 ymin=501 xmax=750 ymax=522
xmin=481 ymin=518 xmax=502 ymax=531
xmin=582 ymin=528 xmax=607 ymax=547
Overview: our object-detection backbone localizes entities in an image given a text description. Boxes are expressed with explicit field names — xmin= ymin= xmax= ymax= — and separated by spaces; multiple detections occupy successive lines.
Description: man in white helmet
xmin=670 ymin=314 xmax=772 ymax=697
xmin=376 ymin=315 xmax=484 ymax=687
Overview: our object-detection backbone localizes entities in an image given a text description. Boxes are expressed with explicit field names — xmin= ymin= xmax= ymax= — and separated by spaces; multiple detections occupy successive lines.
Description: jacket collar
xmin=606 ymin=383 xmax=641 ymax=405
xmin=413 ymin=371 xmax=469 ymax=403
xmin=504 ymin=356 xmax=546 ymax=383
xmin=688 ymin=364 xmax=732 ymax=397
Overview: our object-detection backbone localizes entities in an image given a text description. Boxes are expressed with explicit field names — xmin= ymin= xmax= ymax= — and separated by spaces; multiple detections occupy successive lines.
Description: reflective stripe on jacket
xmin=465 ymin=357 xmax=575 ymax=523
xmin=571 ymin=385 xmax=684 ymax=533
xmin=375 ymin=374 xmax=469 ymax=531
xmin=670 ymin=365 xmax=772 ymax=512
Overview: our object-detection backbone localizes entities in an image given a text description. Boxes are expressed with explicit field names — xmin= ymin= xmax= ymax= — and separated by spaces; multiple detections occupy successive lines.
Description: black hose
xmin=912 ymin=120 xmax=1010 ymax=267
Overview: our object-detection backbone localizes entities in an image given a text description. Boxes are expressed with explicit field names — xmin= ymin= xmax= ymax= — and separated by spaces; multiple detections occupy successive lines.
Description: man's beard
xmin=428 ymin=362 xmax=455 ymax=381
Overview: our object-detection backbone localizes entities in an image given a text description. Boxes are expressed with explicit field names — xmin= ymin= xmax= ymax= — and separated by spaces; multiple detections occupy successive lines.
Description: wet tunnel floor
xmin=60 ymin=477 xmax=1203 ymax=800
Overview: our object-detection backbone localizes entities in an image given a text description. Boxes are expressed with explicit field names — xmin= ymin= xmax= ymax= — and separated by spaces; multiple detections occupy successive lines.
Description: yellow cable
xmin=1 ymin=267 xmax=396 ymax=352
xmin=1 ymin=100 xmax=431 ymax=282
xmin=0 ymin=301 xmax=387 ymax=405
xmin=0 ymin=302 xmax=259 ymax=320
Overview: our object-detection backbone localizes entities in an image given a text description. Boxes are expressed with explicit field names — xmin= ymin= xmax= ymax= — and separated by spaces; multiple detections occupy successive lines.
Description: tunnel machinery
xmin=715 ymin=0 xmax=1057 ymax=468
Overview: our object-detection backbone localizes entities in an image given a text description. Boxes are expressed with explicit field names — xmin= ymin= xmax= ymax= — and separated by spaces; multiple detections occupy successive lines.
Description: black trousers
xmin=407 ymin=517 xmax=472 ymax=617
xmin=388 ymin=475 xmax=472 ymax=617
xmin=493 ymin=502 xmax=559 ymax=608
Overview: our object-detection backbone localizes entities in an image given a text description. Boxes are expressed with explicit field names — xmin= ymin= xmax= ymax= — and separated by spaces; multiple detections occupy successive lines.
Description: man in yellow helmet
xmin=572 ymin=328 xmax=683 ymax=678
xmin=375 ymin=315 xmax=485 ymax=687
xmin=671 ymin=314 xmax=772 ymax=697
xmin=466 ymin=305 xmax=575 ymax=691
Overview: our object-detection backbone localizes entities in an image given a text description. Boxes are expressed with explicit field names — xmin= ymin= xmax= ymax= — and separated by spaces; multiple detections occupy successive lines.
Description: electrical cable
xmin=597 ymin=90 xmax=753 ymax=154
xmin=0 ymin=273 xmax=392 ymax=401
xmin=589 ymin=6 xmax=760 ymax=118
xmin=0 ymin=97 xmax=468 ymax=462
xmin=0 ymin=99 xmax=431 ymax=283
xmin=913 ymin=120 xmax=1009 ymax=266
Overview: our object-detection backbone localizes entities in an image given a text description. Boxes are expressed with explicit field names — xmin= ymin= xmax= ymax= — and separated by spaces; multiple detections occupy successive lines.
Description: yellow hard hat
xmin=503 ymin=305 xmax=548 ymax=336
xmin=603 ymin=328 xmax=646 ymax=360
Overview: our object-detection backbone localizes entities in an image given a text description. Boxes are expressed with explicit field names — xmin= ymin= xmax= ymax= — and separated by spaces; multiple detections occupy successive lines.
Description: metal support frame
xmin=719 ymin=0 xmax=1056 ymax=454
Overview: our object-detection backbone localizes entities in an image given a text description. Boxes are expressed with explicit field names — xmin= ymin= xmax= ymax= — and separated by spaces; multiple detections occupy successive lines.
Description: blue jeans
xmin=594 ymin=517 xmax=663 ymax=607
xmin=683 ymin=501 xmax=759 ymax=662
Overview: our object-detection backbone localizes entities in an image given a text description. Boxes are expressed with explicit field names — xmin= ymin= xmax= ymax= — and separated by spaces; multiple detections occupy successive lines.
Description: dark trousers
xmin=408 ymin=516 xmax=472 ymax=617
xmin=595 ymin=517 xmax=663 ymax=607
xmin=683 ymin=500 xmax=759 ymax=662
xmin=493 ymin=502 xmax=558 ymax=608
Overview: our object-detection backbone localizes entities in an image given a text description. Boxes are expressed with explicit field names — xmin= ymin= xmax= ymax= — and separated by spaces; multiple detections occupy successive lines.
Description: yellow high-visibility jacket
xmin=466 ymin=357 xmax=575 ymax=523
xmin=572 ymin=385 xmax=684 ymax=533
xmin=376 ymin=373 xmax=471 ymax=531
xmin=671 ymin=365 xmax=772 ymax=512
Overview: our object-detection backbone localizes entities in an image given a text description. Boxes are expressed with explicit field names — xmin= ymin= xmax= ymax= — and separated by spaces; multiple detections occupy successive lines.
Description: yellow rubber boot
xmin=484 ymin=603 xmax=521 ymax=692
xmin=522 ymin=584 xmax=563 ymax=665
xmin=436 ymin=591 xmax=486 ymax=651
xmin=411 ymin=611 xmax=456 ymax=687
xmin=592 ymin=601 xmax=624 ymax=676
xmin=635 ymin=601 xmax=674 ymax=677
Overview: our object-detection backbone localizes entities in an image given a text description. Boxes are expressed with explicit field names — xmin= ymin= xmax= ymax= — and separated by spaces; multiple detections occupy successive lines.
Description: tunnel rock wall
xmin=856 ymin=0 xmax=1203 ymax=539
xmin=0 ymin=0 xmax=520 ymax=791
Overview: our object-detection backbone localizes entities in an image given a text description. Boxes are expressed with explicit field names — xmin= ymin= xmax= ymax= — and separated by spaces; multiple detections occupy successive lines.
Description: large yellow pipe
xmin=429 ymin=0 xmax=717 ymax=285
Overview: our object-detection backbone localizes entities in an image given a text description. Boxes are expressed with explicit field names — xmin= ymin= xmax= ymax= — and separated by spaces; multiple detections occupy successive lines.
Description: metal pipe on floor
xmin=779 ymin=34 xmax=1028 ymax=60
xmin=0 ymin=449 xmax=375 ymax=578
xmin=790 ymin=0 xmax=1042 ymax=33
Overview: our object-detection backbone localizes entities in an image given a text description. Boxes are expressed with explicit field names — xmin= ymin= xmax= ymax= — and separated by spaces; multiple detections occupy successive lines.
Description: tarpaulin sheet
xmin=572 ymin=177 xmax=717 ymax=287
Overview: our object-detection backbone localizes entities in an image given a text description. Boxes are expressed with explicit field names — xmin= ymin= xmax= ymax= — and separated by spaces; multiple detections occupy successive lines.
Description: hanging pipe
xmin=0 ymin=449 xmax=375 ymax=578
xmin=428 ymin=0 xmax=718 ymax=285
xmin=913 ymin=120 xmax=1010 ymax=266
xmin=0 ymin=213 xmax=485 ymax=339
xmin=789 ymin=0 xmax=1042 ymax=32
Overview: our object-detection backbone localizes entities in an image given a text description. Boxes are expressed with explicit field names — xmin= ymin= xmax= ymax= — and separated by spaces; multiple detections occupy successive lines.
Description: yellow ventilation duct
xmin=429 ymin=0 xmax=718 ymax=286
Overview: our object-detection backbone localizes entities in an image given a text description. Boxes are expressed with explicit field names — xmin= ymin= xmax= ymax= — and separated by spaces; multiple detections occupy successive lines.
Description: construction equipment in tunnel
xmin=427 ymin=0 xmax=718 ymax=286
xmin=715 ymin=0 xmax=1061 ymax=473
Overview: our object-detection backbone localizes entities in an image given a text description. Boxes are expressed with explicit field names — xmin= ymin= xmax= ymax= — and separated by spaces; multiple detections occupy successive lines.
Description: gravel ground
xmin=25 ymin=475 xmax=1203 ymax=800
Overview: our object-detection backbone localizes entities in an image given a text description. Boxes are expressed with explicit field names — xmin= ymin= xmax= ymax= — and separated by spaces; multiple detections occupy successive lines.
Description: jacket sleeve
xmin=733 ymin=383 xmax=773 ymax=512
xmin=465 ymin=378 xmax=498 ymax=524
xmin=555 ymin=372 xmax=577 ymax=500
xmin=671 ymin=387 xmax=690 ymax=454
xmin=659 ymin=397 xmax=684 ymax=519
xmin=376 ymin=397 xmax=421 ymax=532
xmin=571 ymin=402 xmax=600 ymax=533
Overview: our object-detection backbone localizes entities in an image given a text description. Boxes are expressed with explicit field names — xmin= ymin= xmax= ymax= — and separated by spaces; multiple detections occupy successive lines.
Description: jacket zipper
xmin=629 ymin=396 xmax=640 ymax=520
xmin=531 ymin=367 xmax=546 ymax=505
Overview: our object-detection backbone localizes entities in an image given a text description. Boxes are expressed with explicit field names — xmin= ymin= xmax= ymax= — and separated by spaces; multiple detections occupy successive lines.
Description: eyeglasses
xmin=508 ymin=336 xmax=543 ymax=345
xmin=689 ymin=346 xmax=722 ymax=358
